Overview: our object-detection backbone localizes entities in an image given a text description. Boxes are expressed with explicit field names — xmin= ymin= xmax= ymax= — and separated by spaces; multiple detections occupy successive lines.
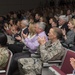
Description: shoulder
xmin=67 ymin=30 xmax=75 ymax=35
xmin=52 ymin=40 xmax=63 ymax=49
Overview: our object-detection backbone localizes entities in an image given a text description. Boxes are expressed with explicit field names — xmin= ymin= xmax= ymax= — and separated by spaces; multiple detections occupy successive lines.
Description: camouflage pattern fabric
xmin=18 ymin=58 xmax=42 ymax=75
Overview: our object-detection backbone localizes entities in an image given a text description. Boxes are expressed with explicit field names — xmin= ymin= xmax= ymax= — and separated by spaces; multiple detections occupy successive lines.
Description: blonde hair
xmin=69 ymin=19 xmax=75 ymax=28
xmin=29 ymin=23 xmax=36 ymax=36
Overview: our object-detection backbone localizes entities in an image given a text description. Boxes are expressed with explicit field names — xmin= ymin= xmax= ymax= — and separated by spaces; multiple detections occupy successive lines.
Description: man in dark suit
xmin=58 ymin=15 xmax=69 ymax=33
xmin=8 ymin=19 xmax=29 ymax=54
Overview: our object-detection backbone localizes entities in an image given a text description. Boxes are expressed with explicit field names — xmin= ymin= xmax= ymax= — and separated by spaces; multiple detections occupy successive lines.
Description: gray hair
xmin=22 ymin=19 xmax=29 ymax=26
xmin=59 ymin=15 xmax=68 ymax=22
xmin=36 ymin=22 xmax=46 ymax=30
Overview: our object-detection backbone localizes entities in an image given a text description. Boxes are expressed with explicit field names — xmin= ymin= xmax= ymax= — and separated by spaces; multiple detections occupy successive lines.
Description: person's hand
xmin=15 ymin=35 xmax=22 ymax=41
xmin=38 ymin=36 xmax=46 ymax=45
xmin=61 ymin=28 xmax=66 ymax=36
xmin=70 ymin=58 xmax=75 ymax=69
xmin=22 ymin=31 xmax=28 ymax=39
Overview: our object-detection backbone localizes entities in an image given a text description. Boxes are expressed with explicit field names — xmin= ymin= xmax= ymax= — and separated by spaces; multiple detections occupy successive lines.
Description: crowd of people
xmin=0 ymin=4 xmax=75 ymax=75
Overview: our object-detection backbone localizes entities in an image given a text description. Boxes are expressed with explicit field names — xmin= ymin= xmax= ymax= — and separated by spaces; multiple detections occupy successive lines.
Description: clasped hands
xmin=38 ymin=36 xmax=46 ymax=45
xmin=15 ymin=31 xmax=28 ymax=41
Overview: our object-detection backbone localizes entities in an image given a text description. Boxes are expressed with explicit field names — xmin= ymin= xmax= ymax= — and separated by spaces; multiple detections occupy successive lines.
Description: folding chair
xmin=42 ymin=48 xmax=67 ymax=75
xmin=0 ymin=50 xmax=13 ymax=75
xmin=48 ymin=50 xmax=75 ymax=75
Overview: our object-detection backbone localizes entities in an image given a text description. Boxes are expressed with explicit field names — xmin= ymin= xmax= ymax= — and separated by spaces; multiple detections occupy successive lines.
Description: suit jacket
xmin=23 ymin=27 xmax=29 ymax=34
xmin=61 ymin=22 xmax=69 ymax=33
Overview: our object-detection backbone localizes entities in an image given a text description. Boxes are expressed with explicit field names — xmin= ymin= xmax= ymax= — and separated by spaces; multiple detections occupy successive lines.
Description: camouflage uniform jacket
xmin=18 ymin=40 xmax=65 ymax=75
xmin=40 ymin=40 xmax=65 ymax=62
xmin=0 ymin=47 xmax=9 ymax=69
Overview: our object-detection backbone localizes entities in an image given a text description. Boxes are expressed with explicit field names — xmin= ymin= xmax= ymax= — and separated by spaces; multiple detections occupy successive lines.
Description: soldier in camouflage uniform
xmin=0 ymin=32 xmax=9 ymax=69
xmin=18 ymin=28 xmax=65 ymax=75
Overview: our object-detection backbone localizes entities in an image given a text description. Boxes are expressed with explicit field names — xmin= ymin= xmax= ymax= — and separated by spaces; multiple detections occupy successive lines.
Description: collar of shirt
xmin=38 ymin=31 xmax=46 ymax=37
xmin=22 ymin=27 xmax=27 ymax=31
xmin=59 ymin=26 xmax=62 ymax=28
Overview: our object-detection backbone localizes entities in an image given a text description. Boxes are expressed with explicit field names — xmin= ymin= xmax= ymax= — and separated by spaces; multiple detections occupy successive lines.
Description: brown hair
xmin=53 ymin=27 xmax=63 ymax=40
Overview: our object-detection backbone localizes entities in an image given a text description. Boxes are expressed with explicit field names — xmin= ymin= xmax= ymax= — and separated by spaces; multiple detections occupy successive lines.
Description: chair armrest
xmin=31 ymin=54 xmax=40 ymax=58
xmin=0 ymin=70 xmax=6 ymax=73
xmin=43 ymin=60 xmax=62 ymax=67
xmin=47 ymin=60 xmax=62 ymax=63
xmin=49 ymin=65 xmax=66 ymax=75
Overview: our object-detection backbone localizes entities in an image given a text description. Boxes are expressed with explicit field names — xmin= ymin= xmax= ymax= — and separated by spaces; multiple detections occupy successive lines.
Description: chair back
xmin=61 ymin=50 xmax=75 ymax=74
xmin=0 ymin=50 xmax=13 ymax=75
xmin=6 ymin=50 xmax=13 ymax=75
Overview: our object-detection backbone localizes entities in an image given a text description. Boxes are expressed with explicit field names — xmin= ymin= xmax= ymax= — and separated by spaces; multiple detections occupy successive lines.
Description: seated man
xmin=18 ymin=27 xmax=65 ymax=75
xmin=8 ymin=19 xmax=29 ymax=54
xmin=21 ymin=22 xmax=48 ymax=53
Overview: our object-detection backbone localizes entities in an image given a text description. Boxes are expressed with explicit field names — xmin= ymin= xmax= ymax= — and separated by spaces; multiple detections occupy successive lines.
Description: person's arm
xmin=70 ymin=58 xmax=75 ymax=75
xmin=65 ymin=31 xmax=75 ymax=45
xmin=70 ymin=58 xmax=75 ymax=69
xmin=40 ymin=42 xmax=63 ymax=62
xmin=24 ymin=37 xmax=39 ymax=50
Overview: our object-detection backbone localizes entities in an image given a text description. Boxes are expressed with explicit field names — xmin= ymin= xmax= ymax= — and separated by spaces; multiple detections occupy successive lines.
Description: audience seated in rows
xmin=0 ymin=4 xmax=75 ymax=75
xmin=18 ymin=27 xmax=65 ymax=75
xmin=8 ymin=19 xmax=29 ymax=54
xmin=8 ymin=21 xmax=48 ymax=75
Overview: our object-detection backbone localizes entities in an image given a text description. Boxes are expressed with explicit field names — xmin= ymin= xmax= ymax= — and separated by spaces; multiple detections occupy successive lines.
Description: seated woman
xmin=22 ymin=23 xmax=36 ymax=51
xmin=62 ymin=19 xmax=75 ymax=49
xmin=0 ymin=32 xmax=9 ymax=70
xmin=16 ymin=23 xmax=37 ymax=53
xmin=18 ymin=27 xmax=65 ymax=75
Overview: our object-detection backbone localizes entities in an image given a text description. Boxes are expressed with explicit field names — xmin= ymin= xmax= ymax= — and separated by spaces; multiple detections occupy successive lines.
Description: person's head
xmin=39 ymin=16 xmax=47 ymax=23
xmin=51 ymin=22 xmax=57 ymax=28
xmin=13 ymin=13 xmax=17 ymax=19
xmin=0 ymin=32 xmax=7 ymax=47
xmin=9 ymin=19 xmax=14 ymax=25
xmin=50 ymin=17 xmax=58 ymax=27
xmin=49 ymin=17 xmax=54 ymax=24
xmin=48 ymin=28 xmax=62 ymax=41
xmin=11 ymin=25 xmax=20 ymax=34
xmin=67 ymin=9 xmax=71 ymax=15
xmin=49 ymin=17 xmax=57 ymax=23
xmin=16 ymin=20 xmax=21 ymax=28
xmin=60 ymin=10 xmax=64 ymax=15
xmin=35 ymin=22 xmax=46 ymax=34
xmin=68 ymin=19 xmax=75 ymax=30
xmin=29 ymin=15 xmax=34 ymax=24
xmin=35 ymin=13 xmax=41 ymax=20
xmin=20 ymin=19 xmax=29 ymax=29
xmin=58 ymin=15 xmax=68 ymax=26
xmin=28 ymin=23 xmax=36 ymax=35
